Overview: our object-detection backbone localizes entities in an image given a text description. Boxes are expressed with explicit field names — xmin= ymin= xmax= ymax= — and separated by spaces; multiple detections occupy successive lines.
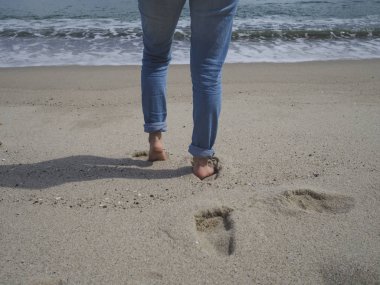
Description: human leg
xmin=189 ymin=0 xmax=238 ymax=178
xmin=138 ymin=0 xmax=186 ymax=161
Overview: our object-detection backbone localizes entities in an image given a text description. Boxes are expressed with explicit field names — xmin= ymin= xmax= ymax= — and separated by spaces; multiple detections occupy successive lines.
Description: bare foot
xmin=192 ymin=157 xmax=216 ymax=180
xmin=148 ymin=132 xmax=167 ymax=162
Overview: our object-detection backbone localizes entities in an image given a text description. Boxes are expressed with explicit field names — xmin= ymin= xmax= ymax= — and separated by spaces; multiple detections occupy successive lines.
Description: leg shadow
xmin=0 ymin=155 xmax=192 ymax=189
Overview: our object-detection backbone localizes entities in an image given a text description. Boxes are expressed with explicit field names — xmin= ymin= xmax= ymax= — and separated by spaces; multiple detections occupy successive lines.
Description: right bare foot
xmin=148 ymin=132 xmax=167 ymax=162
xmin=192 ymin=157 xmax=216 ymax=180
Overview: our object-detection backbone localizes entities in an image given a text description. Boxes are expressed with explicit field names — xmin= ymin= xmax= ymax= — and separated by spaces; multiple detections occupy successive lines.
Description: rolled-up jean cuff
xmin=188 ymin=144 xmax=215 ymax=158
xmin=144 ymin=122 xmax=167 ymax=133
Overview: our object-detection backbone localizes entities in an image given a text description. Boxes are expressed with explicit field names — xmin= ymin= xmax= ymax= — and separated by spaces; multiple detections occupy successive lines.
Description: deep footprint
xmin=282 ymin=189 xmax=355 ymax=214
xmin=194 ymin=206 xmax=235 ymax=256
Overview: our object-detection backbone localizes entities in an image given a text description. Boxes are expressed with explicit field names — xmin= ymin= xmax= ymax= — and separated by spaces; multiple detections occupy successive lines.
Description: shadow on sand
xmin=0 ymin=155 xmax=192 ymax=189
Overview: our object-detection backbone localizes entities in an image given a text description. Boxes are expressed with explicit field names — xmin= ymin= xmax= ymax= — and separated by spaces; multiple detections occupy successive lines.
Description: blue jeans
xmin=138 ymin=0 xmax=238 ymax=157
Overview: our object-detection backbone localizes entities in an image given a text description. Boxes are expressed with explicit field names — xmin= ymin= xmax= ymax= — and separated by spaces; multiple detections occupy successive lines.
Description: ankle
xmin=149 ymin=132 xmax=162 ymax=143
xmin=192 ymin=157 xmax=209 ymax=167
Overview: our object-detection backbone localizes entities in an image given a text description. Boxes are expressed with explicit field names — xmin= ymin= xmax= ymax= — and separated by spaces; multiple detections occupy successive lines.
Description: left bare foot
xmin=148 ymin=132 xmax=167 ymax=162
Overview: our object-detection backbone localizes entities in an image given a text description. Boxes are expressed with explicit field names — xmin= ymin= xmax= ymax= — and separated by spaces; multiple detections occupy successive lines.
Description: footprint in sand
xmin=281 ymin=189 xmax=355 ymax=214
xmin=194 ymin=206 xmax=235 ymax=256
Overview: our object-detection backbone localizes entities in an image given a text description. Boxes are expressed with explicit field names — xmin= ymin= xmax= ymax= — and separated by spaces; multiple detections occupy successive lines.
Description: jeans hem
xmin=188 ymin=144 xmax=215 ymax=157
xmin=144 ymin=122 xmax=167 ymax=133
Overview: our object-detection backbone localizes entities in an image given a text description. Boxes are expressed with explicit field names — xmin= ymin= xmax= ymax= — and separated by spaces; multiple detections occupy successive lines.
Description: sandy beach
xmin=0 ymin=60 xmax=379 ymax=284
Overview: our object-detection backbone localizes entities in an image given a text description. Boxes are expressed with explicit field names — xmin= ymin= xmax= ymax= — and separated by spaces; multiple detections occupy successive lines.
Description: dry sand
xmin=0 ymin=60 xmax=379 ymax=284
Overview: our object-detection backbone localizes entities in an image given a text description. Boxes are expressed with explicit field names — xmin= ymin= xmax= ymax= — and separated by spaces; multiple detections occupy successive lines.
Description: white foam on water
xmin=1 ymin=38 xmax=380 ymax=67
xmin=1 ymin=15 xmax=380 ymax=67
xmin=225 ymin=38 xmax=380 ymax=63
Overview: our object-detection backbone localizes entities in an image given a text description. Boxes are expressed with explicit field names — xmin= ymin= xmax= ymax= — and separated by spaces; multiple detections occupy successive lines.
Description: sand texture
xmin=0 ymin=60 xmax=379 ymax=284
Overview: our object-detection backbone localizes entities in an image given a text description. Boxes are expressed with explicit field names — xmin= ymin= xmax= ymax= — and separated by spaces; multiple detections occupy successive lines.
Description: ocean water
xmin=0 ymin=0 xmax=380 ymax=67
